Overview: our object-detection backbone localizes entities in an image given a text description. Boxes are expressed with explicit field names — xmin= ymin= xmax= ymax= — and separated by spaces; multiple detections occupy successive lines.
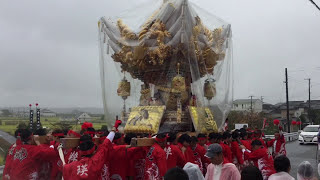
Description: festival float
xmin=98 ymin=0 xmax=233 ymax=135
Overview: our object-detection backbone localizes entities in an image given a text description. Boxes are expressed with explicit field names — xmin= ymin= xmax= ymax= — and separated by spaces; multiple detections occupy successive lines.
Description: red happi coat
xmin=244 ymin=147 xmax=276 ymax=180
xmin=177 ymin=143 xmax=194 ymax=164
xmin=9 ymin=143 xmax=58 ymax=180
xmin=63 ymin=139 xmax=112 ymax=180
xmin=240 ymin=140 xmax=251 ymax=150
xmin=3 ymin=143 xmax=18 ymax=180
xmin=110 ymin=145 xmax=143 ymax=180
xmin=231 ymin=141 xmax=244 ymax=165
xmin=220 ymin=142 xmax=232 ymax=163
xmin=144 ymin=143 xmax=167 ymax=180
xmin=131 ymin=148 xmax=147 ymax=180
xmin=164 ymin=144 xmax=186 ymax=169
xmin=191 ymin=144 xmax=209 ymax=174
xmin=267 ymin=135 xmax=286 ymax=158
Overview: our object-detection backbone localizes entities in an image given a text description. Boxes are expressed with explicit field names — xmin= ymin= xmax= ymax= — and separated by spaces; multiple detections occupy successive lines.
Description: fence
xmin=265 ymin=132 xmax=299 ymax=142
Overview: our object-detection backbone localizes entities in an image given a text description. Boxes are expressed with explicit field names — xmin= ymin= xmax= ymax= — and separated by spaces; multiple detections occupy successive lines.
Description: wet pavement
xmin=286 ymin=141 xmax=319 ymax=178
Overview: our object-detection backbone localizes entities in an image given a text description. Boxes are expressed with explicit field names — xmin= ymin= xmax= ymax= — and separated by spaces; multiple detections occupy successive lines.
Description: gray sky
xmin=0 ymin=0 xmax=320 ymax=108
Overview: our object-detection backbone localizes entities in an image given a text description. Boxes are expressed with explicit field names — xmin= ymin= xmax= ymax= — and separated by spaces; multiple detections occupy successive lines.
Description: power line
xmin=309 ymin=0 xmax=320 ymax=11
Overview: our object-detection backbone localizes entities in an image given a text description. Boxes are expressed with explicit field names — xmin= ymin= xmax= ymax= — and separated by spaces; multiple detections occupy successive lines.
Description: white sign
xmin=235 ymin=124 xmax=248 ymax=130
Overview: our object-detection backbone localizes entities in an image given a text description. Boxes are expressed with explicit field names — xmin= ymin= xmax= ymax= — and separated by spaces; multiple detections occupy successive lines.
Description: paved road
xmin=0 ymin=130 xmax=16 ymax=144
xmin=286 ymin=141 xmax=319 ymax=178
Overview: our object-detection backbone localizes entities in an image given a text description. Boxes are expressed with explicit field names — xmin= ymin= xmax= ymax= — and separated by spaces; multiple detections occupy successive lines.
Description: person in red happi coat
xmin=241 ymin=139 xmax=276 ymax=180
xmin=7 ymin=129 xmax=58 ymax=180
xmin=266 ymin=126 xmax=286 ymax=159
xmin=164 ymin=132 xmax=186 ymax=169
xmin=220 ymin=131 xmax=233 ymax=163
xmin=124 ymin=133 xmax=147 ymax=180
xmin=197 ymin=133 xmax=208 ymax=150
xmin=240 ymin=130 xmax=251 ymax=150
xmin=190 ymin=136 xmax=210 ymax=175
xmin=2 ymin=129 xmax=23 ymax=180
xmin=109 ymin=132 xmax=144 ymax=180
xmin=144 ymin=133 xmax=168 ymax=180
xmin=62 ymin=119 xmax=121 ymax=180
xmin=253 ymin=129 xmax=267 ymax=148
xmin=177 ymin=133 xmax=193 ymax=163
xmin=231 ymin=131 xmax=244 ymax=168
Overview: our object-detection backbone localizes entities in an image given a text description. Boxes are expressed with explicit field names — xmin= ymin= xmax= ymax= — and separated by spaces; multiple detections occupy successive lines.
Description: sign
xmin=235 ymin=124 xmax=248 ymax=130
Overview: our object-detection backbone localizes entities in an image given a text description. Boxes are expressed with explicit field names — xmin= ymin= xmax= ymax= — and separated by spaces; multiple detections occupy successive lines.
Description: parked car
xmin=299 ymin=125 xmax=320 ymax=145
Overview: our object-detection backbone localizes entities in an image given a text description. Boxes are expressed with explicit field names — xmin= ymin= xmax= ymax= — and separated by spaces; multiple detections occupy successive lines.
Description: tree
xmin=50 ymin=121 xmax=73 ymax=130
xmin=17 ymin=122 xmax=28 ymax=129
xmin=309 ymin=109 xmax=320 ymax=124
xmin=101 ymin=125 xmax=109 ymax=131
xmin=227 ymin=111 xmax=272 ymax=130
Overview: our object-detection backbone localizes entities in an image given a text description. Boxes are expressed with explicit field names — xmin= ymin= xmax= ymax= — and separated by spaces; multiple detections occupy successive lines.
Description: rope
xmin=309 ymin=0 xmax=320 ymax=11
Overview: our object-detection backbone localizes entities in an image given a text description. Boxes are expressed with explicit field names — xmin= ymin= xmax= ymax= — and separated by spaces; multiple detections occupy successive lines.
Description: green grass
xmin=0 ymin=155 xmax=4 ymax=166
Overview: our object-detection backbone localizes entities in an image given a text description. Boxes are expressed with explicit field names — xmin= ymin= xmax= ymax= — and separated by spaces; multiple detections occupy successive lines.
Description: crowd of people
xmin=2 ymin=120 xmax=319 ymax=180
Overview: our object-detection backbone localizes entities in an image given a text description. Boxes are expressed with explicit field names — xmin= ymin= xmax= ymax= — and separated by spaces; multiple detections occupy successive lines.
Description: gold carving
xmin=117 ymin=78 xmax=131 ymax=97
xmin=188 ymin=106 xmax=218 ymax=133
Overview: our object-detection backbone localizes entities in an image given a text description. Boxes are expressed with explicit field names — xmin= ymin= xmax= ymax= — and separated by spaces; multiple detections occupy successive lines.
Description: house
xmin=77 ymin=113 xmax=92 ymax=122
xmin=232 ymin=99 xmax=263 ymax=113
xmin=41 ymin=109 xmax=57 ymax=117
xmin=278 ymin=101 xmax=307 ymax=119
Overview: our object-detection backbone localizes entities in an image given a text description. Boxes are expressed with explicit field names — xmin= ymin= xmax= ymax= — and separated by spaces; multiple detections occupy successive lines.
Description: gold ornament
xmin=117 ymin=78 xmax=131 ymax=98
xmin=204 ymin=78 xmax=216 ymax=100
xmin=172 ymin=63 xmax=186 ymax=92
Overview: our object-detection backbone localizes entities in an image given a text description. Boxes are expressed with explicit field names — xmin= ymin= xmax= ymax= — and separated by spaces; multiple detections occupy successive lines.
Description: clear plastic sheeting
xmin=98 ymin=0 xmax=233 ymax=131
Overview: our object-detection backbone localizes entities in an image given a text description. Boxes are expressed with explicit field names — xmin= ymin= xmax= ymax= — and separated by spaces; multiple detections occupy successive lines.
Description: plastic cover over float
xmin=98 ymin=0 xmax=233 ymax=133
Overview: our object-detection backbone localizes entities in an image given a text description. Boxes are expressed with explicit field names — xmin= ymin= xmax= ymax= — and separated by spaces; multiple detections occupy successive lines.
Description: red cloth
xmin=130 ymin=147 xmax=148 ymax=180
xmin=244 ymin=147 xmax=276 ymax=180
xmin=165 ymin=144 xmax=186 ymax=169
xmin=3 ymin=144 xmax=17 ymax=180
xmin=63 ymin=138 xmax=113 ymax=180
xmin=240 ymin=139 xmax=251 ymax=150
xmin=231 ymin=141 xmax=244 ymax=165
xmin=125 ymin=147 xmax=146 ymax=179
xmin=144 ymin=143 xmax=167 ymax=180
xmin=109 ymin=145 xmax=142 ymax=179
xmin=9 ymin=144 xmax=58 ymax=180
xmin=220 ymin=142 xmax=233 ymax=163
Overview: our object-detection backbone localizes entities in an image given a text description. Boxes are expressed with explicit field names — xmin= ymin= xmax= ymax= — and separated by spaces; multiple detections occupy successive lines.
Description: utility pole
xmin=249 ymin=95 xmax=254 ymax=112
xmin=305 ymin=78 xmax=312 ymax=124
xmin=285 ymin=68 xmax=290 ymax=133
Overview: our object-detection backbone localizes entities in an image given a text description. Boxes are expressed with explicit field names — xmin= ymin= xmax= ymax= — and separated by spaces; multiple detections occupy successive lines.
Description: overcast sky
xmin=0 ymin=0 xmax=320 ymax=108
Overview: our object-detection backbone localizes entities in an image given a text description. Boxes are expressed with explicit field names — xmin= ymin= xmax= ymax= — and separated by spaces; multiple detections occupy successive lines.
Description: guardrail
xmin=265 ymin=132 xmax=299 ymax=142
xmin=0 ymin=165 xmax=4 ymax=175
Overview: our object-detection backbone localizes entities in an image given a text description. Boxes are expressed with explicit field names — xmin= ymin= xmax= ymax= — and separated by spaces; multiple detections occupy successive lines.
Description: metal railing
xmin=265 ymin=132 xmax=299 ymax=142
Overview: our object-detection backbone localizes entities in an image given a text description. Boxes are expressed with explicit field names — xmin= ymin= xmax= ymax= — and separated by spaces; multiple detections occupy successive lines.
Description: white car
xmin=299 ymin=125 xmax=320 ymax=145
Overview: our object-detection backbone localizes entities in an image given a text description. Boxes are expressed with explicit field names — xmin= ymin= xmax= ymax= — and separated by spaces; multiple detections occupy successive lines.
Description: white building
xmin=41 ymin=109 xmax=57 ymax=117
xmin=232 ymin=99 xmax=263 ymax=113
xmin=77 ymin=113 xmax=92 ymax=122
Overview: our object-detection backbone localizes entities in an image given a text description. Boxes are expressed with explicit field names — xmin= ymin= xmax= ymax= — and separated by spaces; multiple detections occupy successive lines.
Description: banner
xmin=36 ymin=108 xmax=41 ymax=129
xmin=29 ymin=110 xmax=34 ymax=131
